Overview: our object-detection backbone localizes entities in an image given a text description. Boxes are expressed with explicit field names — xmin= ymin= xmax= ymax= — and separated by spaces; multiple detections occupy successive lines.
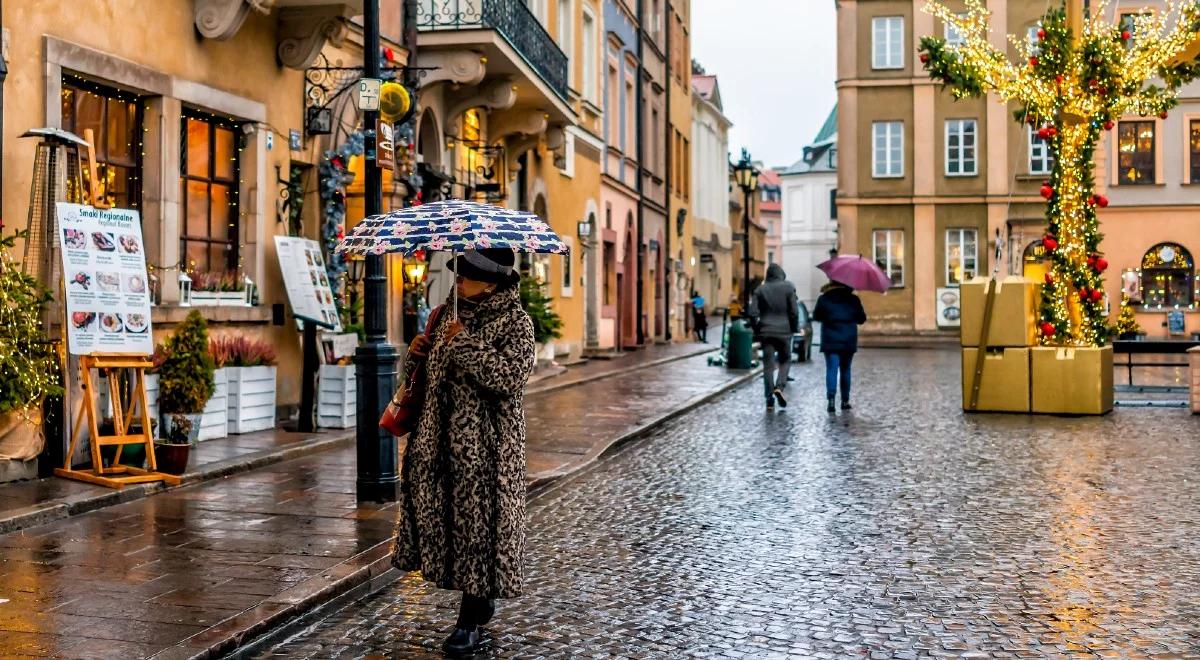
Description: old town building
xmin=689 ymin=68 xmax=733 ymax=314
xmin=780 ymin=104 xmax=839 ymax=308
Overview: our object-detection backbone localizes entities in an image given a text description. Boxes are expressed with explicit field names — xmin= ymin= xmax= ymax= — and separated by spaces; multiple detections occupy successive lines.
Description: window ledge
xmin=1015 ymin=174 xmax=1051 ymax=182
xmin=151 ymin=304 xmax=272 ymax=324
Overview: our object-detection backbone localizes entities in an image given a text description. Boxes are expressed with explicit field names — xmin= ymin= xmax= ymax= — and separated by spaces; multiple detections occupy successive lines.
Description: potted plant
xmin=156 ymin=310 xmax=216 ymax=474
xmin=188 ymin=271 xmax=222 ymax=306
xmin=0 ymin=230 xmax=63 ymax=479
xmin=211 ymin=335 xmax=278 ymax=434
xmin=519 ymin=274 xmax=563 ymax=366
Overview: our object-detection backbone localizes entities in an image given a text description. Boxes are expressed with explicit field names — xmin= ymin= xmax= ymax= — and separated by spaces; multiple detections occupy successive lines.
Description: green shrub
xmin=158 ymin=310 xmax=215 ymax=415
xmin=519 ymin=274 xmax=563 ymax=345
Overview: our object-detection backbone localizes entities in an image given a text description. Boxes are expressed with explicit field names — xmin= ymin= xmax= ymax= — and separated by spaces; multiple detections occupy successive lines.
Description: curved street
xmin=256 ymin=349 xmax=1200 ymax=658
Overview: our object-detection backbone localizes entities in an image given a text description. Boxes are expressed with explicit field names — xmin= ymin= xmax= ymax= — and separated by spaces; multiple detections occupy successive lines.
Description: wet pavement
xmin=0 ymin=344 xmax=749 ymax=658
xmin=258 ymin=349 xmax=1200 ymax=658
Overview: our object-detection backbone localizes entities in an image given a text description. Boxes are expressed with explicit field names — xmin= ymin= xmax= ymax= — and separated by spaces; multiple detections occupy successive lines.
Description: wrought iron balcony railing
xmin=416 ymin=0 xmax=569 ymax=101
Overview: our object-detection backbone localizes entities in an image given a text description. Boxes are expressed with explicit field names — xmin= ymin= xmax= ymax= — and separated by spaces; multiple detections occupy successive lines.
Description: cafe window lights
xmin=1117 ymin=120 xmax=1155 ymax=185
xmin=181 ymin=110 xmax=241 ymax=275
xmin=61 ymin=76 xmax=143 ymax=209
xmin=1140 ymin=243 xmax=1194 ymax=308
xmin=1190 ymin=120 xmax=1200 ymax=183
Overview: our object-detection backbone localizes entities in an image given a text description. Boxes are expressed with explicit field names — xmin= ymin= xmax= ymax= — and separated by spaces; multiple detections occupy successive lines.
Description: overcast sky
xmin=691 ymin=1 xmax=838 ymax=170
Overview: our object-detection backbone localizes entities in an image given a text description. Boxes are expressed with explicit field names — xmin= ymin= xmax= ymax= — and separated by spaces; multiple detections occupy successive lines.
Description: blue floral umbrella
xmin=337 ymin=199 xmax=568 ymax=257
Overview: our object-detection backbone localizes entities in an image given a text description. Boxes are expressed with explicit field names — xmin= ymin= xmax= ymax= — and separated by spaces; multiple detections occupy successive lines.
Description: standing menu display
xmin=274 ymin=236 xmax=342 ymax=331
xmin=57 ymin=203 xmax=154 ymax=356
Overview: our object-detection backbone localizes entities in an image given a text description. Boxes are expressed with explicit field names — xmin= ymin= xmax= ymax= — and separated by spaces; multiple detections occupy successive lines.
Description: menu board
xmin=56 ymin=203 xmax=154 ymax=356
xmin=274 ymin=236 xmax=342 ymax=331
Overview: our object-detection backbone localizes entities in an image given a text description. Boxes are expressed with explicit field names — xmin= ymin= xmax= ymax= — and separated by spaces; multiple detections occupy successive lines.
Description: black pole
xmin=354 ymin=0 xmax=400 ymax=503
xmin=634 ymin=0 xmax=646 ymax=346
xmin=663 ymin=1 xmax=672 ymax=342
xmin=742 ymin=189 xmax=751 ymax=315
xmin=300 ymin=322 xmax=318 ymax=432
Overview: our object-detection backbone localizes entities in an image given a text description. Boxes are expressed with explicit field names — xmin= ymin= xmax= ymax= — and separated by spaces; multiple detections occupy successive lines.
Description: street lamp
xmin=733 ymin=150 xmax=759 ymax=316
xmin=346 ymin=254 xmax=365 ymax=326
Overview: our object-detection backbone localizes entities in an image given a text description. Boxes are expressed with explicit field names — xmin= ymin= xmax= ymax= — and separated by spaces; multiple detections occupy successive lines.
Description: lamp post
xmin=354 ymin=0 xmax=400 ymax=503
xmin=347 ymin=255 xmax=365 ymax=326
xmin=733 ymin=150 xmax=759 ymax=316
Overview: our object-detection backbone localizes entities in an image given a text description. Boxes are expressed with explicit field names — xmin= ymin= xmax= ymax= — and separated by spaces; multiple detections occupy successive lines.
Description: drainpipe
xmin=635 ymin=0 xmax=645 ymax=345
xmin=663 ymin=1 xmax=671 ymax=342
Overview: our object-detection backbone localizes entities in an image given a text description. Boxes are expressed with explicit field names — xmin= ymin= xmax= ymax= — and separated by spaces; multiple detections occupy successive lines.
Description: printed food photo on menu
xmin=100 ymin=313 xmax=124 ymax=334
xmin=309 ymin=271 xmax=319 ymax=285
xmin=96 ymin=271 xmax=121 ymax=293
xmin=63 ymin=228 xmax=88 ymax=250
xmin=91 ymin=232 xmax=117 ymax=252
xmin=119 ymin=235 xmax=141 ymax=254
xmin=125 ymin=313 xmax=148 ymax=334
xmin=71 ymin=311 xmax=97 ymax=332
xmin=69 ymin=272 xmax=92 ymax=290
xmin=305 ymin=250 xmax=314 ymax=266
xmin=125 ymin=274 xmax=146 ymax=294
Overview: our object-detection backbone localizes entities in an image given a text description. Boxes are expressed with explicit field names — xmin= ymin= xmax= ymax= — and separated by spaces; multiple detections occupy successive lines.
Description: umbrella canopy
xmin=817 ymin=255 xmax=892 ymax=293
xmin=337 ymin=200 xmax=567 ymax=256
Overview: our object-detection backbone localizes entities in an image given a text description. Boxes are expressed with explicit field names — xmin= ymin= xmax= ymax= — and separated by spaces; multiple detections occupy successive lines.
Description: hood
xmin=765 ymin=263 xmax=786 ymax=282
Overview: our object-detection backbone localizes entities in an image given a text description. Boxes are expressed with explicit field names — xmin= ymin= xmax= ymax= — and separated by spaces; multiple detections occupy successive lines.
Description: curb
xmin=525 ymin=346 xmax=719 ymax=396
xmin=0 ymin=432 xmax=353 ymax=536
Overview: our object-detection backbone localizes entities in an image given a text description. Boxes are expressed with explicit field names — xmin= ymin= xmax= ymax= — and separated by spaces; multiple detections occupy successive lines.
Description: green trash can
xmin=727 ymin=319 xmax=754 ymax=369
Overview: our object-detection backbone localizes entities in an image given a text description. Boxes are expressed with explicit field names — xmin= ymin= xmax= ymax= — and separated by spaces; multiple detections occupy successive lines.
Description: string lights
xmin=920 ymin=0 xmax=1200 ymax=346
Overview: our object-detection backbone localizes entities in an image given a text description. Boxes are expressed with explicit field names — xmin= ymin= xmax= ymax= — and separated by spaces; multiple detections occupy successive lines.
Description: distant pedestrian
xmin=752 ymin=263 xmax=799 ymax=410
xmin=812 ymin=281 xmax=867 ymax=413
xmin=391 ymin=248 xmax=535 ymax=656
xmin=691 ymin=291 xmax=708 ymax=342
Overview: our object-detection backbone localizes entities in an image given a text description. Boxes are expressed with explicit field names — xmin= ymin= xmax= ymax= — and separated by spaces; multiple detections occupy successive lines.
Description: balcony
xmin=416 ymin=0 xmax=570 ymax=103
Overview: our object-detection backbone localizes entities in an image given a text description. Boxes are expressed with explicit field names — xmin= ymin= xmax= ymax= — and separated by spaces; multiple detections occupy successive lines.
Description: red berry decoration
xmin=1043 ymin=236 xmax=1058 ymax=251
xmin=1096 ymin=258 xmax=1109 ymax=272
xmin=1104 ymin=120 xmax=1114 ymax=130
xmin=1040 ymin=322 xmax=1057 ymax=338
xmin=1030 ymin=56 xmax=1039 ymax=67
xmin=1040 ymin=184 xmax=1054 ymax=199
xmin=920 ymin=53 xmax=930 ymax=64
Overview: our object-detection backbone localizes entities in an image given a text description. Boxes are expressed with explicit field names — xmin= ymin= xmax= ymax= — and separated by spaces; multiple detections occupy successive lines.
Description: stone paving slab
xmin=0 ymin=346 xmax=752 ymax=659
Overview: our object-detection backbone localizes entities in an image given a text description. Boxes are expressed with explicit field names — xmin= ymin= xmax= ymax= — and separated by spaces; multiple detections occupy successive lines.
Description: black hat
xmin=448 ymin=248 xmax=520 ymax=286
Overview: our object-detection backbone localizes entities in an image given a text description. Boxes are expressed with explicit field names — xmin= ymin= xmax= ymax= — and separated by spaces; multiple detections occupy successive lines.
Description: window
xmin=61 ymin=78 xmax=142 ymax=210
xmin=945 ymin=119 xmax=977 ymax=176
xmin=1028 ymin=125 xmax=1053 ymax=175
xmin=625 ymin=77 xmax=635 ymax=152
xmin=582 ymin=10 xmax=598 ymax=101
xmin=1120 ymin=13 xmax=1147 ymax=45
xmin=768 ymin=251 xmax=776 ymax=266
xmin=946 ymin=228 xmax=978 ymax=285
xmin=525 ymin=0 xmax=548 ymax=25
xmin=1190 ymin=120 xmax=1200 ymax=183
xmin=872 ymin=121 xmax=903 ymax=178
xmin=558 ymin=131 xmax=576 ymax=177
xmin=830 ymin=188 xmax=838 ymax=219
xmin=1117 ymin=120 xmax=1155 ymax=185
xmin=606 ymin=60 xmax=619 ymax=141
xmin=1141 ymin=243 xmax=1194 ymax=307
xmin=181 ymin=111 xmax=241 ymax=275
xmin=558 ymin=0 xmax=574 ymax=86
xmin=945 ymin=13 xmax=967 ymax=46
xmin=873 ymin=230 xmax=905 ymax=287
xmin=682 ymin=137 xmax=690 ymax=199
xmin=1027 ymin=25 xmax=1042 ymax=54
xmin=872 ymin=16 xmax=904 ymax=69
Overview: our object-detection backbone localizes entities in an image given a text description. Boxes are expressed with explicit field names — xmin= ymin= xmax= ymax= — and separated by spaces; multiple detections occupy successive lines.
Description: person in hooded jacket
xmin=812 ymin=280 xmax=867 ymax=412
xmin=751 ymin=263 xmax=799 ymax=410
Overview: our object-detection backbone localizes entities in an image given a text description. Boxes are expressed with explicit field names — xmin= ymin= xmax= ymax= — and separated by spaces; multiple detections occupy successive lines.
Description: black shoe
xmin=773 ymin=388 xmax=788 ymax=409
xmin=827 ymin=399 xmax=835 ymax=413
xmin=767 ymin=398 xmax=776 ymax=411
xmin=442 ymin=627 xmax=487 ymax=656
xmin=841 ymin=401 xmax=852 ymax=410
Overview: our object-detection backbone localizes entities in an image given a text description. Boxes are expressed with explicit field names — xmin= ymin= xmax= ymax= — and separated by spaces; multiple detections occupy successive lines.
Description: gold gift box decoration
xmin=960 ymin=276 xmax=1042 ymax=348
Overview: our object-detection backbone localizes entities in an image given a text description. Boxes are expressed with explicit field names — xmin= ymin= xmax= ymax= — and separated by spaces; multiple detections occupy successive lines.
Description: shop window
xmin=1190 ymin=120 xmax=1200 ymax=183
xmin=61 ymin=77 xmax=142 ymax=209
xmin=946 ymin=228 xmax=977 ymax=286
xmin=1141 ymin=243 xmax=1194 ymax=307
xmin=1118 ymin=120 xmax=1155 ymax=185
xmin=181 ymin=111 xmax=241 ymax=275
xmin=872 ymin=229 xmax=904 ymax=287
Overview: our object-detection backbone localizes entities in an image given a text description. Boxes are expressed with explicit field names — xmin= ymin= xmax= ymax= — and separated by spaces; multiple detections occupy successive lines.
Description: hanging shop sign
xmin=274 ymin=236 xmax=343 ymax=332
xmin=56 ymin=203 xmax=154 ymax=356
xmin=377 ymin=120 xmax=396 ymax=170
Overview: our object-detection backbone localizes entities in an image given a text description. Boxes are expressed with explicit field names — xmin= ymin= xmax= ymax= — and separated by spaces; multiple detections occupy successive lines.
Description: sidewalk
xmin=0 ymin=346 xmax=755 ymax=659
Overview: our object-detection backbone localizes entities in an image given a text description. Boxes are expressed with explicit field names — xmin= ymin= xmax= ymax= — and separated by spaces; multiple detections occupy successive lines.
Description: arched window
xmin=1141 ymin=243 xmax=1194 ymax=307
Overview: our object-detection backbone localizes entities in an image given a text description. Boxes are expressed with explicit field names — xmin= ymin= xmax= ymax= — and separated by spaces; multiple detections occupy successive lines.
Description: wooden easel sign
xmin=53 ymin=202 xmax=178 ymax=488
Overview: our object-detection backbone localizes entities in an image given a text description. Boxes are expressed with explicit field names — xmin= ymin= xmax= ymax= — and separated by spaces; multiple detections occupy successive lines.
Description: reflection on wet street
xmin=261 ymin=349 xmax=1200 ymax=658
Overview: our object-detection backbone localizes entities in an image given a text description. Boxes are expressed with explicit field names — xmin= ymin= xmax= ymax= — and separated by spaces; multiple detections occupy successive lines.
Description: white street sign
xmin=358 ymin=78 xmax=381 ymax=111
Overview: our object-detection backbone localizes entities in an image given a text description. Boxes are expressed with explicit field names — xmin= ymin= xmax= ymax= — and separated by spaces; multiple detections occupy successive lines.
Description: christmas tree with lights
xmin=919 ymin=0 xmax=1200 ymax=346
xmin=1112 ymin=294 xmax=1143 ymax=338
xmin=0 ymin=230 xmax=62 ymax=416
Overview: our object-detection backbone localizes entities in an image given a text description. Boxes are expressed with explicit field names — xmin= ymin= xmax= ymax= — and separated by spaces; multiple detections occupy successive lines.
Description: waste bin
xmin=727 ymin=319 xmax=754 ymax=369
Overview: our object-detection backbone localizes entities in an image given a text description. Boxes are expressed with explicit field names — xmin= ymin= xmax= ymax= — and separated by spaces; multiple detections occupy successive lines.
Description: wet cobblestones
xmin=259 ymin=349 xmax=1200 ymax=658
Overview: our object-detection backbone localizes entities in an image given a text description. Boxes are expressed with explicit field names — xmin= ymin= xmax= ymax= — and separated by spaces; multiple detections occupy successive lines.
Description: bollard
xmin=727 ymin=319 xmax=754 ymax=370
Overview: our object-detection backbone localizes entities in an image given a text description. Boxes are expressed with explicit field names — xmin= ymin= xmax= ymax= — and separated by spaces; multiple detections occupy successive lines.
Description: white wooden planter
xmin=199 ymin=368 xmax=229 ymax=440
xmin=317 ymin=364 xmax=356 ymax=429
xmin=226 ymin=366 xmax=277 ymax=434
xmin=217 ymin=292 xmax=248 ymax=307
xmin=190 ymin=291 xmax=221 ymax=306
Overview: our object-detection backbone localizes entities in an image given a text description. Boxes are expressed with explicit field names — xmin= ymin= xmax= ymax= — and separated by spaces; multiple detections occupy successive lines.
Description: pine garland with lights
xmin=319 ymin=131 xmax=366 ymax=298
xmin=0 ymin=230 xmax=63 ymax=415
xmin=919 ymin=0 xmax=1200 ymax=347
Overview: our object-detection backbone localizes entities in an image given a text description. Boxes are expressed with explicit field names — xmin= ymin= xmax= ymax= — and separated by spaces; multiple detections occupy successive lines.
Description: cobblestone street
xmin=258 ymin=348 xmax=1200 ymax=659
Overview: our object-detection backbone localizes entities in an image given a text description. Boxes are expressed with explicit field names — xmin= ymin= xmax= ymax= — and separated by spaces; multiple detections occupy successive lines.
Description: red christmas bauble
xmin=1044 ymin=272 xmax=1054 ymax=285
xmin=1091 ymin=289 xmax=1103 ymax=303
xmin=1122 ymin=30 xmax=1131 ymax=40
xmin=1096 ymin=258 xmax=1109 ymax=272
xmin=1038 ymin=28 xmax=1046 ymax=39
xmin=1037 ymin=127 xmax=1051 ymax=140
xmin=383 ymin=47 xmax=396 ymax=62
xmin=1161 ymin=111 xmax=1170 ymax=119
xmin=1104 ymin=120 xmax=1115 ymax=130
xmin=1087 ymin=255 xmax=1097 ymax=267
xmin=1030 ymin=56 xmax=1039 ymax=67
xmin=1047 ymin=127 xmax=1058 ymax=137
xmin=1040 ymin=184 xmax=1054 ymax=199
xmin=920 ymin=53 xmax=930 ymax=64
xmin=1043 ymin=236 xmax=1058 ymax=251
xmin=1080 ymin=288 xmax=1092 ymax=302
xmin=1087 ymin=196 xmax=1097 ymax=207
xmin=1097 ymin=194 xmax=1109 ymax=208
xmin=1040 ymin=322 xmax=1056 ymax=337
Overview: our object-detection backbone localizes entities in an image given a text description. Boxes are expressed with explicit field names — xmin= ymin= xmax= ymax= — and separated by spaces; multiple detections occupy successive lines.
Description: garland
xmin=318 ymin=131 xmax=366 ymax=297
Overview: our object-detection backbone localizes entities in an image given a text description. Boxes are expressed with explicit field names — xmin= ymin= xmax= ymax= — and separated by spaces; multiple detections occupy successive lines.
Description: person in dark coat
xmin=752 ymin=263 xmax=799 ymax=410
xmin=392 ymin=248 xmax=535 ymax=656
xmin=691 ymin=291 xmax=708 ymax=342
xmin=812 ymin=281 xmax=867 ymax=412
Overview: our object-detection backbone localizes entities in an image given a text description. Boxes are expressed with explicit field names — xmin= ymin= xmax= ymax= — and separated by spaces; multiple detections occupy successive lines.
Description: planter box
xmin=960 ymin=276 xmax=1041 ymax=348
xmin=226 ymin=366 xmax=277 ymax=434
xmin=317 ymin=364 xmax=356 ymax=429
xmin=218 ymin=292 xmax=249 ymax=307
xmin=199 ymin=368 xmax=229 ymax=440
xmin=191 ymin=291 xmax=221 ymax=306
xmin=1031 ymin=346 xmax=1114 ymax=415
xmin=961 ymin=347 xmax=1030 ymax=413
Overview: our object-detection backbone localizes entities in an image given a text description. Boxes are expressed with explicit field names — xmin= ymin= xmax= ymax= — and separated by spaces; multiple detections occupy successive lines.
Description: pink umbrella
xmin=817 ymin=255 xmax=892 ymax=293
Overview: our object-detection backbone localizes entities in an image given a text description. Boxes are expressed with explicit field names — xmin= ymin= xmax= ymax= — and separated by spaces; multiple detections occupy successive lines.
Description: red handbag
xmin=379 ymin=304 xmax=447 ymax=437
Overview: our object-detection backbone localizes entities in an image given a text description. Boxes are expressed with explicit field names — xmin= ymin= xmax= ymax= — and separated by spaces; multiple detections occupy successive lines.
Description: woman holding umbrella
xmin=813 ymin=255 xmax=887 ymax=413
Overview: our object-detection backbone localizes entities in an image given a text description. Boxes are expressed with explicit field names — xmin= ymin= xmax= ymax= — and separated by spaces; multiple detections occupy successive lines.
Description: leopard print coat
xmin=391 ymin=284 xmax=535 ymax=599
